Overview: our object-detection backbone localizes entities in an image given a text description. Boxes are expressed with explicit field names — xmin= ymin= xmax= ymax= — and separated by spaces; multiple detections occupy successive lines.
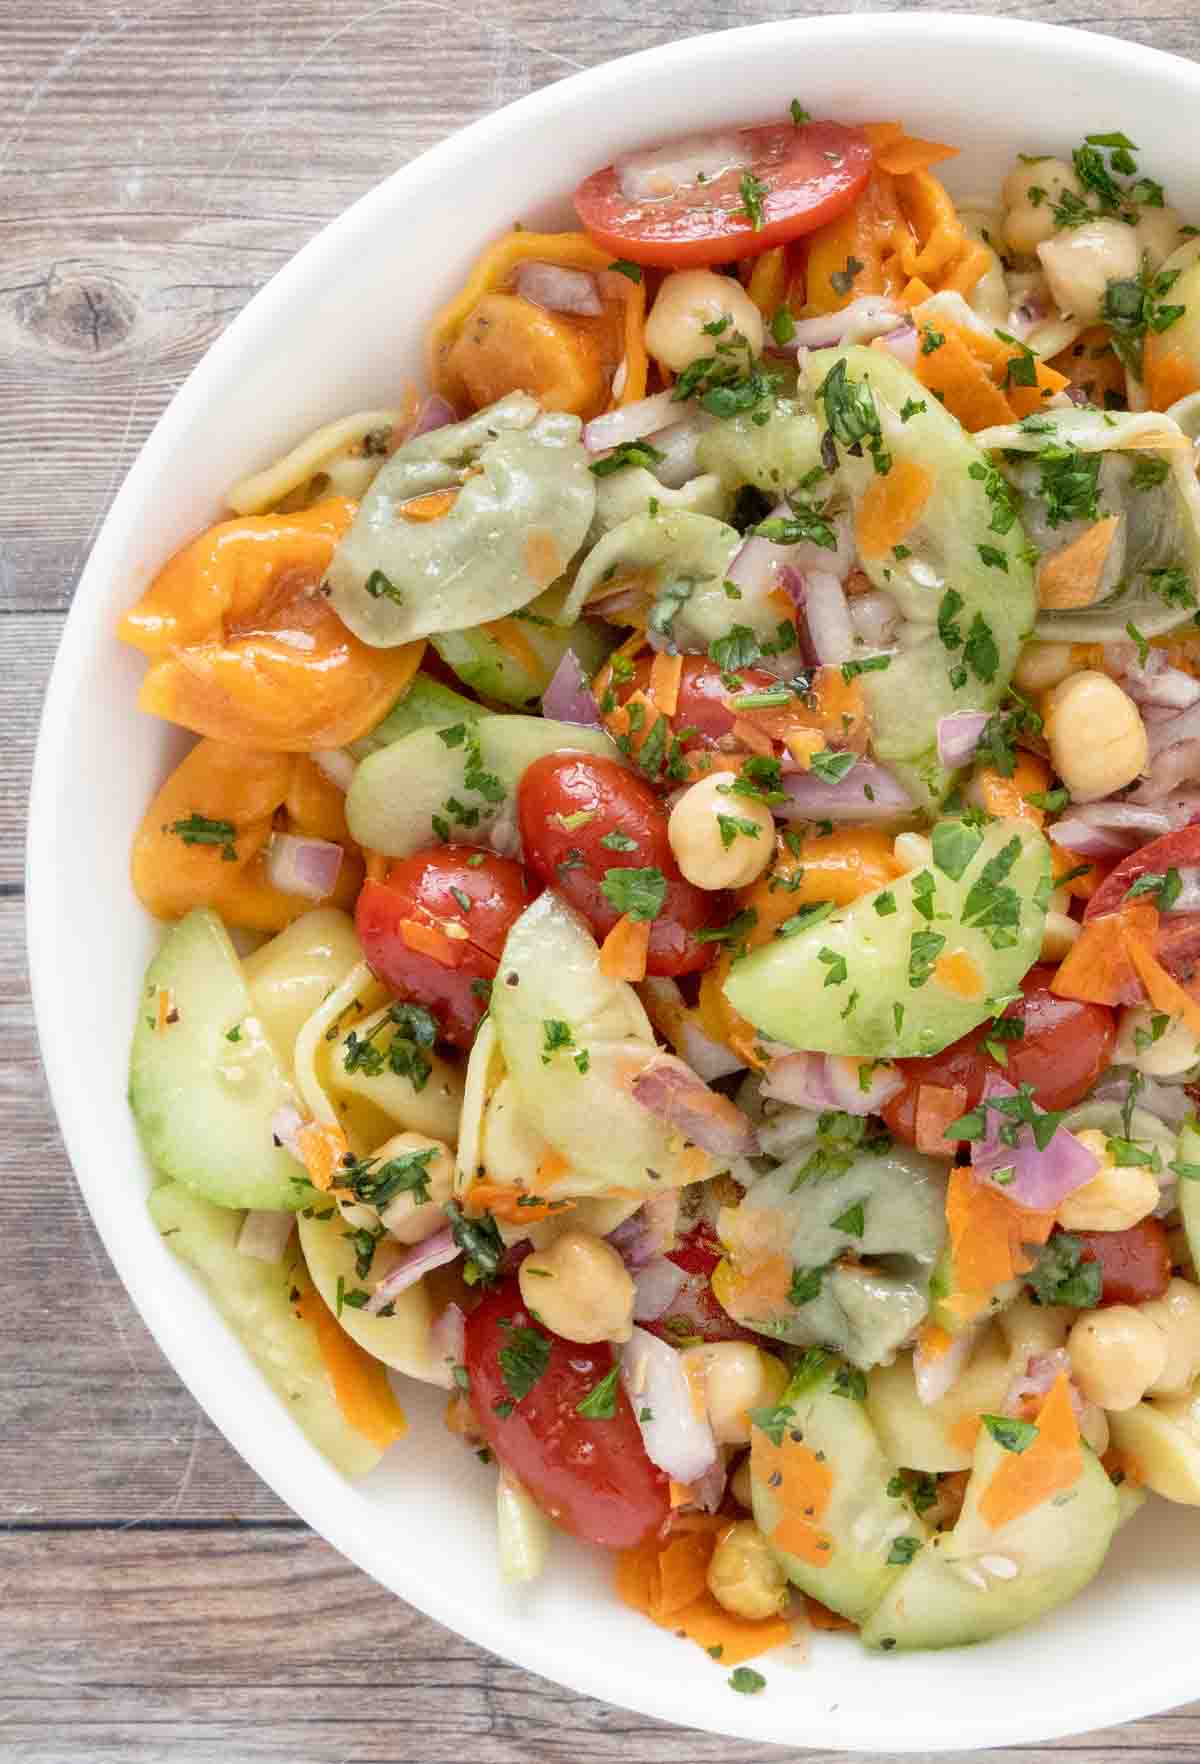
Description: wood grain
xmin=6 ymin=2 xmax=1200 ymax=1758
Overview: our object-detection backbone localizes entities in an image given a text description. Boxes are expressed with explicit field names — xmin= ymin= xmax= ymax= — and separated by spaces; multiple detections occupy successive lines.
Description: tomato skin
xmin=517 ymin=753 xmax=722 ymax=975
xmin=645 ymin=1222 xmax=755 ymax=1346
xmin=355 ymin=845 xmax=531 ymax=1047
xmin=882 ymin=968 xmax=1117 ymax=1146
xmin=1073 ymin=1220 xmax=1173 ymax=1306
xmin=618 ymin=655 xmax=779 ymax=752
xmin=1084 ymin=827 xmax=1200 ymax=922
xmin=574 ymin=122 xmax=873 ymax=268
xmin=464 ymin=1281 xmax=670 ymax=1550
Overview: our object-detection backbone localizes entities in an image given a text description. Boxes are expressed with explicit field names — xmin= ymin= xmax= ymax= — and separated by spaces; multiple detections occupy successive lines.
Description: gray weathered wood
xmin=7 ymin=2 xmax=1200 ymax=1757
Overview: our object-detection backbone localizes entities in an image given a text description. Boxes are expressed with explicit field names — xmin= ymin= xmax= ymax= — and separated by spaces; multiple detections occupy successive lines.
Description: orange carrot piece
xmin=297 ymin=1284 xmax=408 ymax=1450
xmin=1052 ymin=901 xmax=1157 ymax=1008
xmin=916 ymin=327 xmax=1014 ymax=431
xmin=615 ymin=1526 xmax=791 ymax=1665
xmin=746 ymin=245 xmax=789 ymax=319
xmin=978 ymin=1374 xmax=1082 ymax=1530
xmin=599 ymin=913 xmax=650 ymax=981
xmin=648 ymin=650 xmax=683 ymax=717
xmin=399 ymin=487 xmax=458 ymax=523
xmin=296 ymin=1122 xmax=350 ymax=1193
xmin=1126 ymin=927 xmax=1200 ymax=1039
xmin=464 ymin=1180 xmax=573 ymax=1224
xmin=944 ymin=1165 xmax=1055 ymax=1323
xmin=976 ymin=751 xmax=1052 ymax=826
xmin=751 ymin=1429 xmax=835 ymax=1567
xmin=876 ymin=134 xmax=959 ymax=176
xmin=915 ymin=1082 xmax=970 ymax=1156
xmin=855 ymin=457 xmax=934 ymax=560
xmin=399 ymin=916 xmax=463 ymax=966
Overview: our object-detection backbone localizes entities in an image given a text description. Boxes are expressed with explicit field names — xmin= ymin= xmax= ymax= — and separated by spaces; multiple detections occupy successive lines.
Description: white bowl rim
xmin=27 ymin=11 xmax=1200 ymax=1749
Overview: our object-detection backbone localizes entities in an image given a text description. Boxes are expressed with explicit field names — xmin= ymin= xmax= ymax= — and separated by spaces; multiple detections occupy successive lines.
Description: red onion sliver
xmin=237 ymin=1209 xmax=295 ymax=1263
xmin=366 ymin=1227 xmax=461 ymax=1312
xmin=265 ymin=832 xmax=344 ymax=901
xmin=1133 ymin=742 xmax=1200 ymax=803
xmin=583 ymin=390 xmax=677 ymax=454
xmin=876 ymin=319 xmax=919 ymax=370
xmin=763 ymin=1051 xmax=901 ymax=1116
xmin=515 ymin=261 xmax=603 ymax=317
xmin=541 ymin=648 xmax=602 ymax=727
xmin=766 ymin=295 xmax=906 ymax=355
xmin=631 ymin=1056 xmax=758 ymax=1160
xmin=410 ymin=394 xmax=457 ymax=438
xmin=798 ymin=570 xmax=854 ymax=665
xmin=620 ymin=1326 xmax=717 ymax=1484
xmin=430 ymin=1301 xmax=467 ymax=1373
xmin=969 ymin=1076 xmax=1100 ymax=1212
xmin=632 ymin=1256 xmax=688 ymax=1322
xmin=937 ymin=711 xmax=990 ymax=770
xmin=778 ymin=759 xmax=913 ymax=822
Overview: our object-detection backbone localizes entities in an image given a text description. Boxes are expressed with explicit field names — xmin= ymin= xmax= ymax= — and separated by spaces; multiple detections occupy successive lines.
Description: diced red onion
xmin=762 ymin=1051 xmax=902 ymax=1116
xmin=639 ymin=978 xmax=745 ymax=1081
xmin=969 ymin=1076 xmax=1100 ymax=1211
xmin=1047 ymin=817 xmax=1143 ymax=858
xmin=848 ymin=589 xmax=899 ymax=650
xmin=1132 ymin=743 xmax=1200 ymax=803
xmin=620 ymin=1325 xmax=718 ymax=1484
xmin=646 ymin=420 xmax=705 ymax=488
xmin=615 ymin=132 xmax=752 ymax=203
xmin=631 ymin=1056 xmax=758 ymax=1160
xmin=608 ymin=1190 xmax=681 ymax=1269
xmin=632 ymin=1256 xmax=688 ymax=1322
xmin=798 ymin=570 xmax=854 ymax=665
xmin=515 ymin=260 xmax=603 ymax=317
xmin=1147 ymin=699 xmax=1200 ymax=758
xmin=583 ymin=390 xmax=677 ymax=454
xmin=237 ymin=1209 xmax=295 ymax=1262
xmin=365 ymin=1226 xmax=461 ymax=1312
xmin=269 ymin=1103 xmax=308 ymax=1163
xmin=914 ymin=1324 xmax=976 ymax=1407
xmin=766 ymin=295 xmax=906 ymax=355
xmin=1090 ymin=1071 xmax=1196 ymax=1128
xmin=688 ymin=1456 xmax=729 ymax=1514
xmin=411 ymin=394 xmax=457 ymax=438
xmin=542 ymin=648 xmax=602 ymax=727
xmin=1106 ymin=643 xmax=1200 ymax=711
xmin=937 ymin=711 xmax=990 ymax=770
xmin=430 ymin=1301 xmax=466 ymax=1371
xmin=778 ymin=759 xmax=913 ymax=822
xmin=311 ymin=747 xmax=357 ymax=791
xmin=679 ymin=1019 xmax=745 ymax=1082
xmin=876 ymin=319 xmax=919 ymax=370
xmin=730 ymin=507 xmax=856 ymax=602
xmin=265 ymin=832 xmax=344 ymax=901
xmin=1048 ymin=801 xmax=1174 ymax=858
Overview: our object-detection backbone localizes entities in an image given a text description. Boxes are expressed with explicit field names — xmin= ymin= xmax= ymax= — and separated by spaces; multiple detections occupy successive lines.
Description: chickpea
xmin=706 ymin=1520 xmax=790 ymax=1621
xmin=668 ymin=772 xmax=775 ymax=890
xmin=1080 ymin=1403 xmax=1111 ymax=1457
xmin=517 ymin=1228 xmax=634 ymax=1344
xmin=680 ymin=1340 xmax=788 ymax=1445
xmin=1002 ymin=158 xmax=1084 ymax=255
xmin=1038 ymin=220 xmax=1140 ymax=324
xmin=1135 ymin=205 xmax=1185 ymax=270
xmin=1068 ymin=1306 xmax=1168 ymax=1410
xmin=1043 ymin=670 xmax=1147 ymax=803
xmin=1057 ymin=1129 xmax=1160 ymax=1232
xmin=1041 ymin=889 xmax=1080 ymax=964
xmin=645 ymin=269 xmax=765 ymax=374
xmin=1141 ymin=1278 xmax=1200 ymax=1397
xmin=374 ymin=1131 xmax=455 ymax=1244
xmin=1012 ymin=640 xmax=1075 ymax=696
xmin=1115 ymin=1005 xmax=1200 ymax=1078
xmin=729 ymin=1453 xmax=754 ymax=1510
xmin=893 ymin=831 xmax=933 ymax=872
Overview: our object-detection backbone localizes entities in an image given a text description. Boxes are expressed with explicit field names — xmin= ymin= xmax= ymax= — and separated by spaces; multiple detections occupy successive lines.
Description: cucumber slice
xmin=348 ymin=673 xmax=484 ymax=760
xmin=865 ymin=1329 xmax=1012 ymax=1474
xmin=149 ymin=1181 xmax=384 ymax=1477
xmin=130 ymin=910 xmax=307 ymax=1210
xmin=1109 ymin=1394 xmax=1200 ymax=1504
xmin=490 ymin=890 xmax=712 ymax=1196
xmin=345 ymin=713 xmax=617 ymax=858
xmin=431 ymin=583 xmax=614 ymax=709
xmin=751 ymin=1356 xmax=926 ymax=1623
xmin=1175 ymin=1120 xmax=1200 ymax=1278
xmin=860 ymin=1425 xmax=1119 ymax=1649
xmin=296 ymin=1206 xmax=445 ymax=1384
xmin=724 ymin=817 xmax=1051 ymax=1058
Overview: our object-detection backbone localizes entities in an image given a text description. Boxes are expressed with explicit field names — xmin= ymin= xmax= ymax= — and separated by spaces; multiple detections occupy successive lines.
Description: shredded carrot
xmin=464 ymin=1179 xmax=573 ymax=1224
xmin=599 ymin=913 xmax=650 ymax=981
xmin=939 ymin=238 xmax=993 ymax=296
xmin=399 ymin=916 xmax=463 ymax=966
xmin=746 ymin=245 xmax=789 ymax=319
xmin=1143 ymin=339 xmax=1200 ymax=413
xmin=615 ymin=1524 xmax=791 ymax=1665
xmin=648 ymin=650 xmax=683 ymax=717
xmin=865 ymin=121 xmax=959 ymax=176
xmin=604 ymin=687 xmax=666 ymax=766
xmin=855 ymin=457 xmax=934 ymax=560
xmin=297 ymin=1283 xmax=407 ymax=1450
xmin=915 ymin=1081 xmax=970 ymax=1156
xmin=1052 ymin=845 xmax=1107 ymax=900
xmin=916 ymin=325 xmax=1015 ymax=430
xmin=730 ymin=716 xmax=778 ymax=756
xmin=943 ymin=1165 xmax=1055 ymax=1324
xmin=1126 ymin=924 xmax=1200 ymax=1039
xmin=155 ymin=987 xmax=174 ymax=1032
xmin=1038 ymin=516 xmax=1122 ymax=610
xmin=978 ymin=1373 xmax=1082 ymax=1530
xmin=399 ymin=487 xmax=458 ymax=523
xmin=296 ymin=1121 xmax=350 ymax=1192
xmin=976 ymin=751 xmax=1051 ymax=826
xmin=1051 ymin=900 xmax=1157 ymax=1008
xmin=899 ymin=275 xmax=936 ymax=305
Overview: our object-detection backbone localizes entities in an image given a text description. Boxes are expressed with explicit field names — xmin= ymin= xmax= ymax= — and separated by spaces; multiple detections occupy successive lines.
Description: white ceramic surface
xmin=27 ymin=13 xmax=1200 ymax=1749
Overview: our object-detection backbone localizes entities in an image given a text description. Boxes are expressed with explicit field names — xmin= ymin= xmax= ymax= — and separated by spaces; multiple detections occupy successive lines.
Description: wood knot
xmin=17 ymin=270 xmax=138 ymax=357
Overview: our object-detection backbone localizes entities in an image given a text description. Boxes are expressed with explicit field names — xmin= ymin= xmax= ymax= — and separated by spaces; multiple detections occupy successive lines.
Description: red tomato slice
xmin=355 ymin=845 xmax=531 ymax=1047
xmin=574 ymin=121 xmax=873 ymax=268
xmin=644 ymin=1222 xmax=755 ymax=1347
xmin=517 ymin=751 xmax=723 ymax=975
xmin=616 ymin=655 xmax=779 ymax=751
xmin=1074 ymin=1220 xmax=1173 ymax=1306
xmin=882 ymin=968 xmax=1117 ymax=1148
xmin=1084 ymin=826 xmax=1200 ymax=922
xmin=464 ymin=1281 xmax=669 ymax=1550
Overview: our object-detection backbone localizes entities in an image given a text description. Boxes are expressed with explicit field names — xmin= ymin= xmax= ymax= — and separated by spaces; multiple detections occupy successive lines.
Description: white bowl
xmin=28 ymin=12 xmax=1200 ymax=1748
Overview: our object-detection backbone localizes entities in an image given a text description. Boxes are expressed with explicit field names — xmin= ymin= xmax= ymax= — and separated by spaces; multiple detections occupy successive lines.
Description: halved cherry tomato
xmin=517 ymin=752 xmax=723 ymax=975
xmin=464 ymin=1280 xmax=669 ymax=1549
xmin=355 ymin=845 xmax=531 ymax=1046
xmin=615 ymin=655 xmax=779 ymax=752
xmin=574 ymin=121 xmax=873 ymax=269
xmin=1073 ymin=1220 xmax=1173 ymax=1306
xmin=645 ymin=1222 xmax=754 ymax=1346
xmin=882 ymin=967 xmax=1117 ymax=1147
xmin=1085 ymin=827 xmax=1200 ymax=922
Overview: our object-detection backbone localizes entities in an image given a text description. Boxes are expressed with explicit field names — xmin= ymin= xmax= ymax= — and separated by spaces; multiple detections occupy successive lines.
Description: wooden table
xmin=6 ymin=2 xmax=1200 ymax=1757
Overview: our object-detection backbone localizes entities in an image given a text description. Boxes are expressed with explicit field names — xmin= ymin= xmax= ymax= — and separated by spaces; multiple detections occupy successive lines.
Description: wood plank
xmin=2 ymin=1527 xmax=1198 ymax=1764
xmin=1 ymin=613 xmax=61 ymax=885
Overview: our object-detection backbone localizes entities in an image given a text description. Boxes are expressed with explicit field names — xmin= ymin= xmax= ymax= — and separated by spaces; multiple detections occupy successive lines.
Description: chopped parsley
xmin=737 ymin=171 xmax=770 ymax=230
xmin=729 ymin=1667 xmax=766 ymax=1695
xmin=931 ymin=818 xmax=984 ymax=881
xmin=982 ymin=1413 xmax=1038 ymax=1454
xmin=364 ymin=568 xmax=403 ymax=605
xmin=1126 ymin=867 xmax=1182 ymax=909
xmin=1132 ymin=455 xmax=1171 ymax=491
xmin=831 ymin=1200 xmax=865 ymax=1238
xmin=887 ymin=1536 xmax=922 ymax=1567
xmin=1102 ymin=259 xmax=1186 ymax=376
xmin=900 ymin=397 xmax=927 ymax=422
xmin=717 ymin=811 xmax=763 ymax=849
xmin=695 ymin=907 xmax=758 ymax=948
xmin=167 ymin=813 xmax=238 ymax=862
xmin=830 ymin=255 xmax=865 ymax=296
xmin=589 ymin=439 xmax=665 ymax=477
xmin=753 ymin=494 xmax=839 ymax=551
xmin=771 ymin=305 xmax=796 ymax=345
xmin=815 ymin=356 xmax=891 ymax=475
xmin=818 ymin=947 xmax=849 ymax=987
xmin=599 ymin=828 xmax=638 ymax=852
xmin=908 ymin=929 xmax=946 ymax=989
xmin=778 ymin=900 xmax=836 ymax=938
xmin=790 ymin=99 xmax=811 ymax=125
xmin=601 ymin=865 xmax=667 ymax=921
xmin=340 ymin=1145 xmax=437 ymax=1211
xmin=788 ymin=1265 xmax=824 ymax=1306
xmin=342 ymin=1000 xmax=436 ymax=1091
xmin=920 ymin=324 xmax=945 ymax=356
xmin=1028 ymin=1233 xmax=1103 ymax=1309
xmin=575 ymin=1365 xmax=621 ymax=1419
xmin=444 ymin=1200 xmax=504 ymax=1286
xmin=1033 ymin=443 xmax=1103 ymax=529
xmin=498 ymin=1321 xmax=551 ymax=1403
xmin=608 ymin=259 xmax=643 ymax=283
xmin=810 ymin=748 xmax=858 ymax=785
